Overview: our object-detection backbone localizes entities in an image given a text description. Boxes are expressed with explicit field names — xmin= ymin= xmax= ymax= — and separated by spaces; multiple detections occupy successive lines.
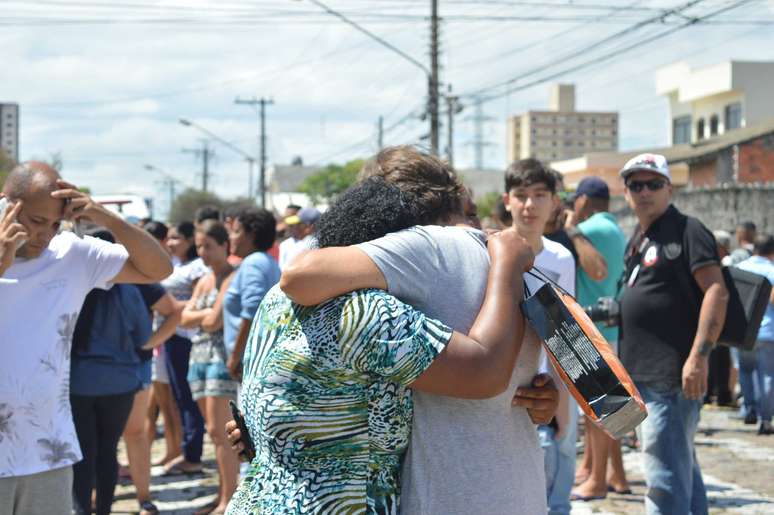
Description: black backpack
xmin=716 ymin=266 xmax=772 ymax=351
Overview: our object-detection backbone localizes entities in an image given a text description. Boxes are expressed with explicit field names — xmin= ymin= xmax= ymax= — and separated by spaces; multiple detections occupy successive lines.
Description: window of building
xmin=709 ymin=115 xmax=719 ymax=136
xmin=696 ymin=118 xmax=705 ymax=141
xmin=725 ymin=103 xmax=742 ymax=130
xmin=591 ymin=118 xmax=596 ymax=124
xmin=672 ymin=116 xmax=691 ymax=144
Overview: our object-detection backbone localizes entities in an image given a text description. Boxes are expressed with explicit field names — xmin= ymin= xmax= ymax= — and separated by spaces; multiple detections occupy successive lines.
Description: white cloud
xmin=4 ymin=0 xmax=773 ymax=214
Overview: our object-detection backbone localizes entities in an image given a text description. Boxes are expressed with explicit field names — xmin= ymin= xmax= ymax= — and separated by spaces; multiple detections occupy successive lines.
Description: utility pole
xmin=445 ymin=85 xmax=462 ymax=169
xmin=377 ymin=116 xmax=384 ymax=150
xmin=429 ymin=0 xmax=440 ymax=156
xmin=235 ymin=97 xmax=274 ymax=207
xmin=182 ymin=140 xmax=214 ymax=192
xmin=465 ymin=97 xmax=495 ymax=169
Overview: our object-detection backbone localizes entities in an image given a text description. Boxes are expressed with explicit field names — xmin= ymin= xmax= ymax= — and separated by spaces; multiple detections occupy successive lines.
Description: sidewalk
xmin=112 ymin=407 xmax=774 ymax=514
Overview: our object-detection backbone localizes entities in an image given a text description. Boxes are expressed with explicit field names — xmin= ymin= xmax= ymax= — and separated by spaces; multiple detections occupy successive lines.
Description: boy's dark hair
xmin=195 ymin=205 xmax=221 ymax=224
xmin=237 ymin=207 xmax=277 ymax=252
xmin=359 ymin=145 xmax=464 ymax=225
xmin=739 ymin=221 xmax=757 ymax=233
xmin=196 ymin=219 xmax=229 ymax=247
xmin=504 ymin=158 xmax=557 ymax=194
xmin=315 ymin=177 xmax=420 ymax=248
xmin=286 ymin=204 xmax=302 ymax=212
xmin=144 ymin=220 xmax=168 ymax=242
xmin=753 ymin=234 xmax=774 ymax=256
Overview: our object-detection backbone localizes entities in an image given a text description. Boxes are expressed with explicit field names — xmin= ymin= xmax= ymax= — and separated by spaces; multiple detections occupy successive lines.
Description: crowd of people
xmin=0 ymin=147 xmax=772 ymax=515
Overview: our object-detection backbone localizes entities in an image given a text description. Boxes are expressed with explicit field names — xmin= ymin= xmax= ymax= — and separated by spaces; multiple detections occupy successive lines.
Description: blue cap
xmin=575 ymin=176 xmax=610 ymax=200
xmin=298 ymin=207 xmax=321 ymax=225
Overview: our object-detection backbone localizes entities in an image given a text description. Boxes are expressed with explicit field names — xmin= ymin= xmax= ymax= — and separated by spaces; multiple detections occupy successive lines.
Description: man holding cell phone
xmin=0 ymin=161 xmax=173 ymax=515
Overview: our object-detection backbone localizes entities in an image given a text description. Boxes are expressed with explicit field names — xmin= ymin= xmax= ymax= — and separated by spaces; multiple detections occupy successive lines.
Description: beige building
xmin=506 ymin=84 xmax=618 ymax=164
xmin=657 ymin=60 xmax=774 ymax=145
xmin=0 ymin=103 xmax=19 ymax=162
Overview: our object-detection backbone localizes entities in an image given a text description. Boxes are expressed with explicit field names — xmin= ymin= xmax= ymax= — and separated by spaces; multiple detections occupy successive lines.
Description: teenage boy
xmin=261 ymin=146 xmax=558 ymax=514
xmin=501 ymin=159 xmax=577 ymax=515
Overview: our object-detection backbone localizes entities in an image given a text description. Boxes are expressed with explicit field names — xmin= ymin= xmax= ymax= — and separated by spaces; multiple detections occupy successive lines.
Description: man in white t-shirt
xmin=272 ymin=148 xmax=563 ymax=514
xmin=501 ymin=159 xmax=577 ymax=515
xmin=277 ymin=207 xmax=319 ymax=270
xmin=0 ymin=161 xmax=173 ymax=515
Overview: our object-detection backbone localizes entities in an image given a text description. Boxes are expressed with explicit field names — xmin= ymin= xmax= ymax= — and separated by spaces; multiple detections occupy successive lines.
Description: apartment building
xmin=656 ymin=60 xmax=774 ymax=145
xmin=0 ymin=103 xmax=19 ymax=162
xmin=506 ymin=84 xmax=618 ymax=163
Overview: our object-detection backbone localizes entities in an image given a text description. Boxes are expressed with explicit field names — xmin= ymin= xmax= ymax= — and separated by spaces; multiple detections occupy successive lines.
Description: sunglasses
xmin=626 ymin=179 xmax=667 ymax=193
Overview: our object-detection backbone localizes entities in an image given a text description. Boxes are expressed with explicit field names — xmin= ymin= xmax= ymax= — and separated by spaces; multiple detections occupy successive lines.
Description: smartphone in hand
xmin=229 ymin=400 xmax=256 ymax=462
xmin=0 ymin=197 xmax=26 ymax=250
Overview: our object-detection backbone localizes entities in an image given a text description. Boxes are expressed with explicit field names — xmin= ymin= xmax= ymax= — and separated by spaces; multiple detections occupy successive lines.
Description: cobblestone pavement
xmin=112 ymin=406 xmax=773 ymax=514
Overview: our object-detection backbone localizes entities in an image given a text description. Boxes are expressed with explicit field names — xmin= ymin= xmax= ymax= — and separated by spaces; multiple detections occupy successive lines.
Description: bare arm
xmin=408 ymin=229 xmax=534 ymax=399
xmin=571 ymin=234 xmax=608 ymax=281
xmin=201 ymin=272 xmax=234 ymax=333
xmin=280 ymin=247 xmax=386 ymax=306
xmin=51 ymin=180 xmax=173 ymax=283
xmin=227 ymin=318 xmax=252 ymax=381
xmin=682 ymin=264 xmax=729 ymax=399
xmin=180 ymin=277 xmax=213 ymax=329
xmin=142 ymin=293 xmax=182 ymax=350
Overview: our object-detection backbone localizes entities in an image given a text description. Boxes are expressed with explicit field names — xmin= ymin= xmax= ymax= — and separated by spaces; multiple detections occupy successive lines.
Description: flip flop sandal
xmin=139 ymin=500 xmax=159 ymax=515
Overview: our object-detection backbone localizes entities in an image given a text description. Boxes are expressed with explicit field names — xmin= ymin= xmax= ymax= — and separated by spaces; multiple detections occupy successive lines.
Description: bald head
xmin=2 ymin=161 xmax=61 ymax=201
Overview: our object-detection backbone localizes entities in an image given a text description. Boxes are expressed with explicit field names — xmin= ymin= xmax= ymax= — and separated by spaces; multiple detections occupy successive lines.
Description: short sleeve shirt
xmin=576 ymin=212 xmax=627 ymax=343
xmin=619 ymin=205 xmax=720 ymax=387
xmin=226 ymin=286 xmax=451 ymax=514
xmin=0 ymin=232 xmax=128 ymax=477
xmin=222 ymin=251 xmax=280 ymax=356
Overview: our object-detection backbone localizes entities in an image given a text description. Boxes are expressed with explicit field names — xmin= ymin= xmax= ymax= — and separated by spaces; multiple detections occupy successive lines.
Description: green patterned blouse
xmin=226 ymin=286 xmax=452 ymax=515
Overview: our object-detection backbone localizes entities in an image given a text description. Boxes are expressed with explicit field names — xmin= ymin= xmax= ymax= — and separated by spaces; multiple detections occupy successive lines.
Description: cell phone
xmin=0 ymin=197 xmax=26 ymax=250
xmin=229 ymin=400 xmax=256 ymax=462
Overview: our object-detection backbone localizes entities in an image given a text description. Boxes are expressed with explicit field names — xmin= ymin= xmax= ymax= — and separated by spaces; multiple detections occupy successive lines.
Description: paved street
xmin=113 ymin=407 xmax=774 ymax=514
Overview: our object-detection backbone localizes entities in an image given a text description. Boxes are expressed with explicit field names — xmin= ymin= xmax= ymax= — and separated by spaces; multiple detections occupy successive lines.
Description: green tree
xmin=475 ymin=191 xmax=503 ymax=220
xmin=298 ymin=159 xmax=364 ymax=204
xmin=168 ymin=188 xmax=224 ymax=224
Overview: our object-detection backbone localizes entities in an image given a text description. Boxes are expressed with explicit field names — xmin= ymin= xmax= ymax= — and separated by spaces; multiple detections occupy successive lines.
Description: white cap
xmin=619 ymin=153 xmax=671 ymax=182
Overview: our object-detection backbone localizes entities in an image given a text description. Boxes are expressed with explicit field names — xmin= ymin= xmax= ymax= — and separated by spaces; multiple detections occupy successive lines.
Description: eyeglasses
xmin=626 ymin=179 xmax=667 ymax=193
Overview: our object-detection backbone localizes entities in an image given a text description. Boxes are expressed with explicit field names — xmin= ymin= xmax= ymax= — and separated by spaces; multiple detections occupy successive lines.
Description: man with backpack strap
xmin=618 ymin=153 xmax=729 ymax=515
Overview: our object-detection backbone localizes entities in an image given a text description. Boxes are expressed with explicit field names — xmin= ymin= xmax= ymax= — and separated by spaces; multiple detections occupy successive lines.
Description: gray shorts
xmin=0 ymin=466 xmax=73 ymax=515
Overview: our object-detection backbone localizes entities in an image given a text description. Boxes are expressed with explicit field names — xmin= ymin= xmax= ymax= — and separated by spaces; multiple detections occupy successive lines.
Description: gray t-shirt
xmin=357 ymin=225 xmax=547 ymax=515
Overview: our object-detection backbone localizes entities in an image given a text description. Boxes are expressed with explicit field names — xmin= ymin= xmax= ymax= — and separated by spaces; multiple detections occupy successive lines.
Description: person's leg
xmin=756 ymin=342 xmax=774 ymax=432
xmin=122 ymin=389 xmax=154 ymax=509
xmin=548 ymin=407 xmax=577 ymax=515
xmin=706 ymin=346 xmax=721 ymax=403
xmin=155 ymin=381 xmax=183 ymax=464
xmin=575 ymin=426 xmax=592 ymax=484
xmin=538 ymin=424 xmax=558 ymax=508
xmin=145 ymin=382 xmax=160 ymax=443
xmin=737 ymin=348 xmax=758 ymax=420
xmin=606 ymin=437 xmax=630 ymax=493
xmin=165 ymin=336 xmax=204 ymax=467
xmin=571 ymin=419 xmax=609 ymax=498
xmin=715 ymin=346 xmax=733 ymax=405
xmin=205 ymin=396 xmax=240 ymax=512
xmin=94 ymin=391 xmax=135 ymax=515
xmin=638 ymin=383 xmax=706 ymax=515
xmin=70 ymin=394 xmax=98 ymax=515
xmin=7 ymin=466 xmax=73 ymax=515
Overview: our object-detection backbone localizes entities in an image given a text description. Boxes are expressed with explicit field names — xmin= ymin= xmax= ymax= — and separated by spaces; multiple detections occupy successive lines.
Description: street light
xmin=178 ymin=118 xmax=257 ymax=199
xmin=292 ymin=0 xmax=440 ymax=155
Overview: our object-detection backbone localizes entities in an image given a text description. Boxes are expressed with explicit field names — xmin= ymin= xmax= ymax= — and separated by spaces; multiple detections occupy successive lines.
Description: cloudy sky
xmin=3 ymin=0 xmax=773 ymax=217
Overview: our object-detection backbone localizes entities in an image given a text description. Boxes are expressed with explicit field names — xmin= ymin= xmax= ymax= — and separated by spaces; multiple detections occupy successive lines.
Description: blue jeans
xmin=756 ymin=342 xmax=774 ymax=422
xmin=638 ymin=383 xmax=707 ymax=515
xmin=732 ymin=347 xmax=758 ymax=416
xmin=538 ymin=399 xmax=577 ymax=515
xmin=165 ymin=335 xmax=204 ymax=463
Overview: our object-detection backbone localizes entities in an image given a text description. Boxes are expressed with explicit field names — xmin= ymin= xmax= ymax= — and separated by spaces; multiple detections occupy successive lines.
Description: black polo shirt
xmin=619 ymin=204 xmax=719 ymax=388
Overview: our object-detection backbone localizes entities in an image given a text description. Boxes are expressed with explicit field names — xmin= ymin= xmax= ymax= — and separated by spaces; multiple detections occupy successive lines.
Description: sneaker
xmin=744 ymin=411 xmax=758 ymax=425
xmin=759 ymin=422 xmax=774 ymax=435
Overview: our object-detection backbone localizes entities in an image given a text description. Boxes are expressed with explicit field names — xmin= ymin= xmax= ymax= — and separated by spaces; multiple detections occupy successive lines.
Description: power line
xmin=465 ymin=0 xmax=756 ymax=104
